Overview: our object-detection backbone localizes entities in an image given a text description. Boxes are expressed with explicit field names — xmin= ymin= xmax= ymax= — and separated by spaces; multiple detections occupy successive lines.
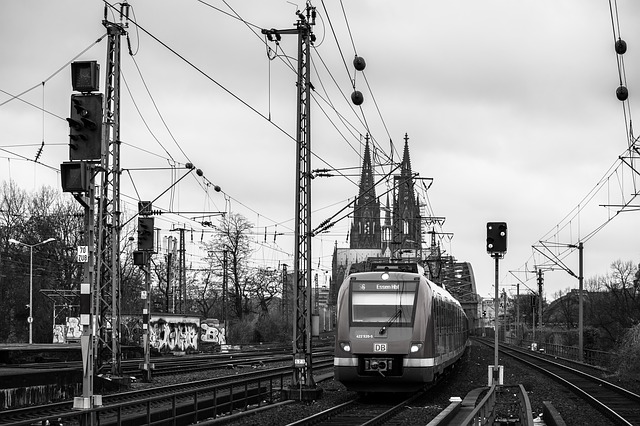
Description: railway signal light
xmin=137 ymin=217 xmax=154 ymax=251
xmin=60 ymin=161 xmax=89 ymax=193
xmin=138 ymin=201 xmax=153 ymax=216
xmin=486 ymin=222 xmax=507 ymax=254
xmin=133 ymin=250 xmax=149 ymax=266
xmin=67 ymin=93 xmax=103 ymax=161
xmin=71 ymin=61 xmax=100 ymax=93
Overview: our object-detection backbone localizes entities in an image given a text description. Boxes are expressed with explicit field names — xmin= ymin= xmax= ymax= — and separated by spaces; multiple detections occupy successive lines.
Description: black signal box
xmin=486 ymin=222 xmax=507 ymax=254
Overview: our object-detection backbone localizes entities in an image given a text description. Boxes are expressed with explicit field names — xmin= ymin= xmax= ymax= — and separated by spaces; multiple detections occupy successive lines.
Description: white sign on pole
xmin=77 ymin=246 xmax=89 ymax=263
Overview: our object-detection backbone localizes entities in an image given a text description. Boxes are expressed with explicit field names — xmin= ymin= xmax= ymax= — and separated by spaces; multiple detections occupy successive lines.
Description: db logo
xmin=374 ymin=343 xmax=387 ymax=352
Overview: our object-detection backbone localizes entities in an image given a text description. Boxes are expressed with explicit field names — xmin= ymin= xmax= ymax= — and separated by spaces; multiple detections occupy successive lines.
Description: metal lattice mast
xmin=180 ymin=227 xmax=186 ymax=313
xmin=262 ymin=6 xmax=320 ymax=399
xmin=95 ymin=5 xmax=127 ymax=377
xmin=292 ymin=6 xmax=315 ymax=391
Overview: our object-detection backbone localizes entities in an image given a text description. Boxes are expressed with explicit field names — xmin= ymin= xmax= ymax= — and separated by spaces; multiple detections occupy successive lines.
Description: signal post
xmin=134 ymin=201 xmax=155 ymax=382
xmin=486 ymin=222 xmax=507 ymax=386
xmin=60 ymin=4 xmax=130 ymax=423
xmin=60 ymin=60 xmax=103 ymax=425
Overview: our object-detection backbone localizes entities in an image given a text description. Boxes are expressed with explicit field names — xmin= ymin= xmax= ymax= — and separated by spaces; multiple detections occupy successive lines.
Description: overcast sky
xmin=2 ymin=1 xmax=640 ymax=301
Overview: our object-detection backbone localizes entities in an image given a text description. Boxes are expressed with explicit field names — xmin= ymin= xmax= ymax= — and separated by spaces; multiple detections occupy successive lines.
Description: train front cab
xmin=334 ymin=271 xmax=436 ymax=392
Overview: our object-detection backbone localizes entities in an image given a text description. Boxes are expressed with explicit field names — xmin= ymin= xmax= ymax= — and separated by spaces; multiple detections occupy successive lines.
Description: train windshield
xmin=350 ymin=280 xmax=417 ymax=324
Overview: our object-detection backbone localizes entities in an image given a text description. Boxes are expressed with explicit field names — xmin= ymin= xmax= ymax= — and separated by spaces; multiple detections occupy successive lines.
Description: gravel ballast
xmin=136 ymin=340 xmax=622 ymax=425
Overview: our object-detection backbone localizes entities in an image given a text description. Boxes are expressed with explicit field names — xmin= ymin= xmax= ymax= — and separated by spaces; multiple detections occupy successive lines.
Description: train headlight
xmin=410 ymin=342 xmax=423 ymax=353
xmin=340 ymin=341 xmax=351 ymax=353
xmin=381 ymin=272 xmax=390 ymax=280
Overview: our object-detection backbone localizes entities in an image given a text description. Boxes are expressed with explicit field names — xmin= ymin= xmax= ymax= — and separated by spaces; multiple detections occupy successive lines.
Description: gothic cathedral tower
xmin=392 ymin=134 xmax=422 ymax=254
xmin=349 ymin=135 xmax=382 ymax=250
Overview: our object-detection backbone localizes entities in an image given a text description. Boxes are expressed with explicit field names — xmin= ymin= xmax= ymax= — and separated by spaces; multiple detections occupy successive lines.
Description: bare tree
xmin=247 ymin=267 xmax=281 ymax=314
xmin=605 ymin=260 xmax=640 ymax=329
xmin=150 ymin=255 xmax=171 ymax=312
xmin=204 ymin=213 xmax=253 ymax=321
xmin=1 ymin=182 xmax=82 ymax=343
xmin=120 ymin=233 xmax=146 ymax=315
xmin=550 ymin=287 xmax=577 ymax=329
xmin=1 ymin=182 xmax=30 ymax=342
xmin=188 ymin=269 xmax=221 ymax=319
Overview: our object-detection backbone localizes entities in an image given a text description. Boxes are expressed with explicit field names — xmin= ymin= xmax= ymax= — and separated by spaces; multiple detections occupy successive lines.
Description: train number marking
xmin=374 ymin=343 xmax=387 ymax=352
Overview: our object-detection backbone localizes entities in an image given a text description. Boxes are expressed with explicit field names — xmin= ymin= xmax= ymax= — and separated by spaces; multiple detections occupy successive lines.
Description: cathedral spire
xmin=392 ymin=133 xmax=421 ymax=256
xmin=401 ymin=133 xmax=412 ymax=177
xmin=350 ymin=134 xmax=382 ymax=249
xmin=382 ymin=193 xmax=392 ymax=256
xmin=358 ymin=134 xmax=375 ymax=198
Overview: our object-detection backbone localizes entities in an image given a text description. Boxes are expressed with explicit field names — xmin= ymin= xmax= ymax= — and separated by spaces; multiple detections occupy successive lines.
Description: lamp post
xmin=8 ymin=237 xmax=56 ymax=344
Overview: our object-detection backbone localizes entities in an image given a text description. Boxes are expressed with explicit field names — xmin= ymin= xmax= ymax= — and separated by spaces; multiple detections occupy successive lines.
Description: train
xmin=334 ymin=261 xmax=469 ymax=392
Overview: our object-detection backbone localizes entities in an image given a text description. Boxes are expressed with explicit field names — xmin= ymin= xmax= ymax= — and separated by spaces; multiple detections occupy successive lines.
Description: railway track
xmin=476 ymin=338 xmax=640 ymax=426
xmin=285 ymin=391 xmax=428 ymax=426
xmin=8 ymin=348 xmax=334 ymax=379
xmin=0 ymin=357 xmax=333 ymax=425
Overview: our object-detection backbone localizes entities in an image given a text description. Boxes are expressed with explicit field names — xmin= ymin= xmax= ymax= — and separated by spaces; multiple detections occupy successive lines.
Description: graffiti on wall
xmin=149 ymin=316 xmax=200 ymax=353
xmin=53 ymin=314 xmax=226 ymax=352
xmin=66 ymin=317 xmax=82 ymax=341
xmin=121 ymin=315 xmax=143 ymax=346
xmin=53 ymin=325 xmax=66 ymax=343
xmin=200 ymin=318 xmax=226 ymax=346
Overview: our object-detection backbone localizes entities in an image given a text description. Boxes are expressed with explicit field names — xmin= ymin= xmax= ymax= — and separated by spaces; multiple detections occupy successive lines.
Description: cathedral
xmin=330 ymin=133 xmax=422 ymax=305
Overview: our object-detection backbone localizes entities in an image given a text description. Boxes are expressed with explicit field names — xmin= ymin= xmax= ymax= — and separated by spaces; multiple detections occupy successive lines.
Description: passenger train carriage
xmin=334 ymin=262 xmax=469 ymax=392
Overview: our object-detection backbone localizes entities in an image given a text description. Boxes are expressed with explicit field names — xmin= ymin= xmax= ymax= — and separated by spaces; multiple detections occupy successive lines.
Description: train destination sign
xmin=352 ymin=281 xmax=417 ymax=292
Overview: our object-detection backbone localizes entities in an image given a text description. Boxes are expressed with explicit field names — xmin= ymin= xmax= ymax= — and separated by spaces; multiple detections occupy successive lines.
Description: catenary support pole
xmin=494 ymin=253 xmax=499 ymax=379
xmin=578 ymin=242 xmax=584 ymax=362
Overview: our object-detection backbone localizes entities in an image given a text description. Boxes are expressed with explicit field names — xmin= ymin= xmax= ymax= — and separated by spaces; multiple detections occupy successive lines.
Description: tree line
xmin=0 ymin=181 xmax=289 ymax=345
xmin=545 ymin=259 xmax=640 ymax=350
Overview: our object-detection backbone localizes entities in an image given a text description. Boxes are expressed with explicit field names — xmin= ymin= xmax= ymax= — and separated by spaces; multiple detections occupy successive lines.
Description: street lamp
xmin=8 ymin=237 xmax=56 ymax=344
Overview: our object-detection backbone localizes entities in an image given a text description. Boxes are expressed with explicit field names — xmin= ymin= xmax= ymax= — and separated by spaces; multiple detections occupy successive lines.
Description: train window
xmin=350 ymin=285 xmax=416 ymax=324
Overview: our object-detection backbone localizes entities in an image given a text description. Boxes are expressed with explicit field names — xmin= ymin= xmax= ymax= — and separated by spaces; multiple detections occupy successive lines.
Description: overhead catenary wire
xmin=509 ymin=1 xmax=640 ymax=284
xmin=316 ymin=2 xmax=398 ymax=164
xmin=608 ymin=0 xmax=634 ymax=149
xmin=203 ymin=0 xmax=399 ymax=188
xmin=4 ymin=2 xmax=420 ymax=275
xmin=102 ymin=2 xmax=295 ymax=144
xmin=0 ymin=33 xmax=108 ymax=109
xmin=110 ymin=1 xmax=360 ymax=198
xmin=121 ymin=70 xmax=174 ymax=162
